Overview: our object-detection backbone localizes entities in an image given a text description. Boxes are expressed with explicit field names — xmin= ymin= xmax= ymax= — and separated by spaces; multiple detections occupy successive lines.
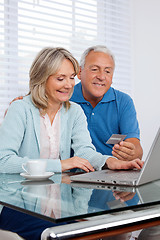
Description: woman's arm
xmin=0 ymin=101 xmax=29 ymax=173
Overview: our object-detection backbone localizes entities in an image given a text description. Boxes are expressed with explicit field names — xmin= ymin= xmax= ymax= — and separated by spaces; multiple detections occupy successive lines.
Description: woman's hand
xmin=60 ymin=156 xmax=95 ymax=172
xmin=106 ymin=157 xmax=144 ymax=170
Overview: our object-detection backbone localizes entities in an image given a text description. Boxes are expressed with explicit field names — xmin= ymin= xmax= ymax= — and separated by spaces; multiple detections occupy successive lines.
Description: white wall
xmin=132 ymin=0 xmax=160 ymax=159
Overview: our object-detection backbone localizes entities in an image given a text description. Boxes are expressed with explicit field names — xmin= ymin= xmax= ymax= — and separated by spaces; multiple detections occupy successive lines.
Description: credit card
xmin=106 ymin=134 xmax=127 ymax=145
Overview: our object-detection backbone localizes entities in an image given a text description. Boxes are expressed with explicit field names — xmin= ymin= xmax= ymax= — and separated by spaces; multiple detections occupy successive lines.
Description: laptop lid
xmin=71 ymin=127 xmax=160 ymax=186
xmin=136 ymin=127 xmax=160 ymax=185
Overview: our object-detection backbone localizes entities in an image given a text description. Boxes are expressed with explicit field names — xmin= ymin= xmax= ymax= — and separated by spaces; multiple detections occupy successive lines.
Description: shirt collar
xmin=71 ymin=82 xmax=86 ymax=103
xmin=71 ymin=82 xmax=115 ymax=103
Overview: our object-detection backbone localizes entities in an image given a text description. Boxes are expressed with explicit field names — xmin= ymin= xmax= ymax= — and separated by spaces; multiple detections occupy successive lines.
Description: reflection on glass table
xmin=0 ymin=173 xmax=92 ymax=222
xmin=1 ymin=173 xmax=160 ymax=223
xmin=1 ymin=173 xmax=160 ymax=239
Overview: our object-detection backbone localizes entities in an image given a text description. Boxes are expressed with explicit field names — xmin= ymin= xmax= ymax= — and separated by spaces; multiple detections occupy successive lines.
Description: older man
xmin=71 ymin=45 xmax=143 ymax=161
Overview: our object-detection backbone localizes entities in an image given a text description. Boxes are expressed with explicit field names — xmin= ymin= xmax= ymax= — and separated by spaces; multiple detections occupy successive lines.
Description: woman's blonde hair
xmin=29 ymin=47 xmax=79 ymax=110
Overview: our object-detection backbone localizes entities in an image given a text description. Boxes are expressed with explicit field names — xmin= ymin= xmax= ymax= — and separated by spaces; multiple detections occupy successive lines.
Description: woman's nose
xmin=65 ymin=79 xmax=74 ymax=88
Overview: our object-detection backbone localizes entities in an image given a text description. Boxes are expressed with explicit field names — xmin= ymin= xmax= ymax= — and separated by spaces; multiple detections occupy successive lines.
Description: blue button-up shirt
xmin=71 ymin=82 xmax=140 ymax=156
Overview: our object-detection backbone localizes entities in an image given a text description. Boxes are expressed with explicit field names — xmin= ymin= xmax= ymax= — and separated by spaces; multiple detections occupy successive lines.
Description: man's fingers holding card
xmin=112 ymin=141 xmax=136 ymax=161
xmin=106 ymin=134 xmax=137 ymax=161
xmin=119 ymin=141 xmax=136 ymax=150
xmin=112 ymin=150 xmax=130 ymax=161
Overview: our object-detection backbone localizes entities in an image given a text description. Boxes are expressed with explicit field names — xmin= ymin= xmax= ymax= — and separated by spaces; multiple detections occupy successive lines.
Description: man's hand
xmin=10 ymin=96 xmax=23 ymax=103
xmin=4 ymin=96 xmax=23 ymax=117
xmin=113 ymin=191 xmax=136 ymax=202
xmin=106 ymin=157 xmax=144 ymax=170
xmin=112 ymin=138 xmax=143 ymax=161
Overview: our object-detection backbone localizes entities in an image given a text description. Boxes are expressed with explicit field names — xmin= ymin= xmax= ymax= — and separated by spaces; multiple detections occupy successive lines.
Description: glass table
xmin=1 ymin=172 xmax=160 ymax=239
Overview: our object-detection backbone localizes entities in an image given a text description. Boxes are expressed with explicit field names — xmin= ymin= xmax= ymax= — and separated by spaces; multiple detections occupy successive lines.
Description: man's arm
xmin=112 ymin=138 xmax=143 ymax=161
xmin=4 ymin=96 xmax=23 ymax=117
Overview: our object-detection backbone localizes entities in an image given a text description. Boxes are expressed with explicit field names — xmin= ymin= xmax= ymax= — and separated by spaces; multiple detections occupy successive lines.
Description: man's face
xmin=79 ymin=51 xmax=114 ymax=106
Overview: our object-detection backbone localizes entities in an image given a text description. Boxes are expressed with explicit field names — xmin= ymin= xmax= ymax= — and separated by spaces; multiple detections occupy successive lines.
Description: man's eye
xmin=91 ymin=68 xmax=98 ymax=71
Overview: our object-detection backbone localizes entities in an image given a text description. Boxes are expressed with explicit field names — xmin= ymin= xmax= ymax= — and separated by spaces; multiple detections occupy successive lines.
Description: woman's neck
xmin=46 ymin=102 xmax=62 ymax=125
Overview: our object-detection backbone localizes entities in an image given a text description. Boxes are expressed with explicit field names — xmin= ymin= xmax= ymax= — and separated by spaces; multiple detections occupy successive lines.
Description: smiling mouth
xmin=57 ymin=91 xmax=70 ymax=94
xmin=93 ymin=83 xmax=105 ymax=87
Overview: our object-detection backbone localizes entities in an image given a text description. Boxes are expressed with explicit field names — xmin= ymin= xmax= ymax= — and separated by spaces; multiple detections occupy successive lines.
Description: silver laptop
xmin=71 ymin=127 xmax=160 ymax=186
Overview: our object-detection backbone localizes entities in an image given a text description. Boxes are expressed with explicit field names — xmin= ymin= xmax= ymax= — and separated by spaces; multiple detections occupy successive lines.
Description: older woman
xmin=0 ymin=47 xmax=143 ymax=174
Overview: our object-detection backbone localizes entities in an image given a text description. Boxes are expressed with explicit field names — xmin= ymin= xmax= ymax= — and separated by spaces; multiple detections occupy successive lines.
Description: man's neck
xmin=89 ymin=99 xmax=100 ymax=108
xmin=81 ymin=86 xmax=104 ymax=108
xmin=83 ymin=95 xmax=102 ymax=108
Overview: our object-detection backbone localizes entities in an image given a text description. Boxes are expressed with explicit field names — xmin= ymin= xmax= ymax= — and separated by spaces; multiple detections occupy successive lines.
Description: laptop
xmin=71 ymin=127 xmax=160 ymax=186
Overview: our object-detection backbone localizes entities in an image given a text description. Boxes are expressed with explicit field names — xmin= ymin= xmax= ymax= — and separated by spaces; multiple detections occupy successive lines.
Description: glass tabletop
xmin=1 ymin=172 xmax=160 ymax=224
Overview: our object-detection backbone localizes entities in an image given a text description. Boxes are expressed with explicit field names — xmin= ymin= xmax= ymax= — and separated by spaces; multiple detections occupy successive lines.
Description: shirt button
xmin=92 ymin=113 xmax=94 ymax=116
xmin=87 ymin=103 xmax=89 ymax=106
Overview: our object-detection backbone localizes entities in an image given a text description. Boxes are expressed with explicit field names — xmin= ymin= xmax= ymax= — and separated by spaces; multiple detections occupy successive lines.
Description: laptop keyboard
xmin=105 ymin=170 xmax=140 ymax=181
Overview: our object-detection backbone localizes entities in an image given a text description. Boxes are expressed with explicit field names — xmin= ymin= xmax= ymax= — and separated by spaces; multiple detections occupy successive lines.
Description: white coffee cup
xmin=22 ymin=160 xmax=47 ymax=176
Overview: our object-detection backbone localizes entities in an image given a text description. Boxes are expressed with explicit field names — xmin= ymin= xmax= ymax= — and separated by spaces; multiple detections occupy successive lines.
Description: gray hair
xmin=29 ymin=47 xmax=79 ymax=110
xmin=80 ymin=45 xmax=115 ymax=70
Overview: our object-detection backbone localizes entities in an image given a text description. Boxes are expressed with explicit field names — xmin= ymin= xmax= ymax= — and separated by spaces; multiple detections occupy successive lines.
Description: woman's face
xmin=45 ymin=58 xmax=75 ymax=106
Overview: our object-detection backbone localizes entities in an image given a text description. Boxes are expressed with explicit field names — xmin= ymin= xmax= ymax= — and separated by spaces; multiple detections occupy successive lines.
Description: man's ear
xmin=77 ymin=67 xmax=82 ymax=80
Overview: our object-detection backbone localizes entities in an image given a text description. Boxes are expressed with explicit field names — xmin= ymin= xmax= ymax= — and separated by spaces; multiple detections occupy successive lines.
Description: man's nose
xmin=97 ymin=71 xmax=106 ymax=80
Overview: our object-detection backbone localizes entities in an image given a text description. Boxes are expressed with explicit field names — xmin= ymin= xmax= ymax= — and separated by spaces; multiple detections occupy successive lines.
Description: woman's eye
xmin=57 ymin=78 xmax=64 ymax=81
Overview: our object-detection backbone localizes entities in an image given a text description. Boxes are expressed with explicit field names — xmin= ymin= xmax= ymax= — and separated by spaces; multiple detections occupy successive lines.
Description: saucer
xmin=20 ymin=172 xmax=54 ymax=181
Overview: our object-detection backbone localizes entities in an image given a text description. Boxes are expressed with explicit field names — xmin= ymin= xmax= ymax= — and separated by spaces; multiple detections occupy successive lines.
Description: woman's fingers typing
xmin=61 ymin=157 xmax=95 ymax=172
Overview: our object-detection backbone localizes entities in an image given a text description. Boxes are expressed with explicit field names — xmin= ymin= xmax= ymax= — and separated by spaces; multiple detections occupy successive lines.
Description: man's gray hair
xmin=80 ymin=45 xmax=115 ymax=69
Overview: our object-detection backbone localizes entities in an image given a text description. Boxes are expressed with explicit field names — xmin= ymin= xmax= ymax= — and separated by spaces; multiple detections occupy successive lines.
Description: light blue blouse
xmin=0 ymin=95 xmax=109 ymax=173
